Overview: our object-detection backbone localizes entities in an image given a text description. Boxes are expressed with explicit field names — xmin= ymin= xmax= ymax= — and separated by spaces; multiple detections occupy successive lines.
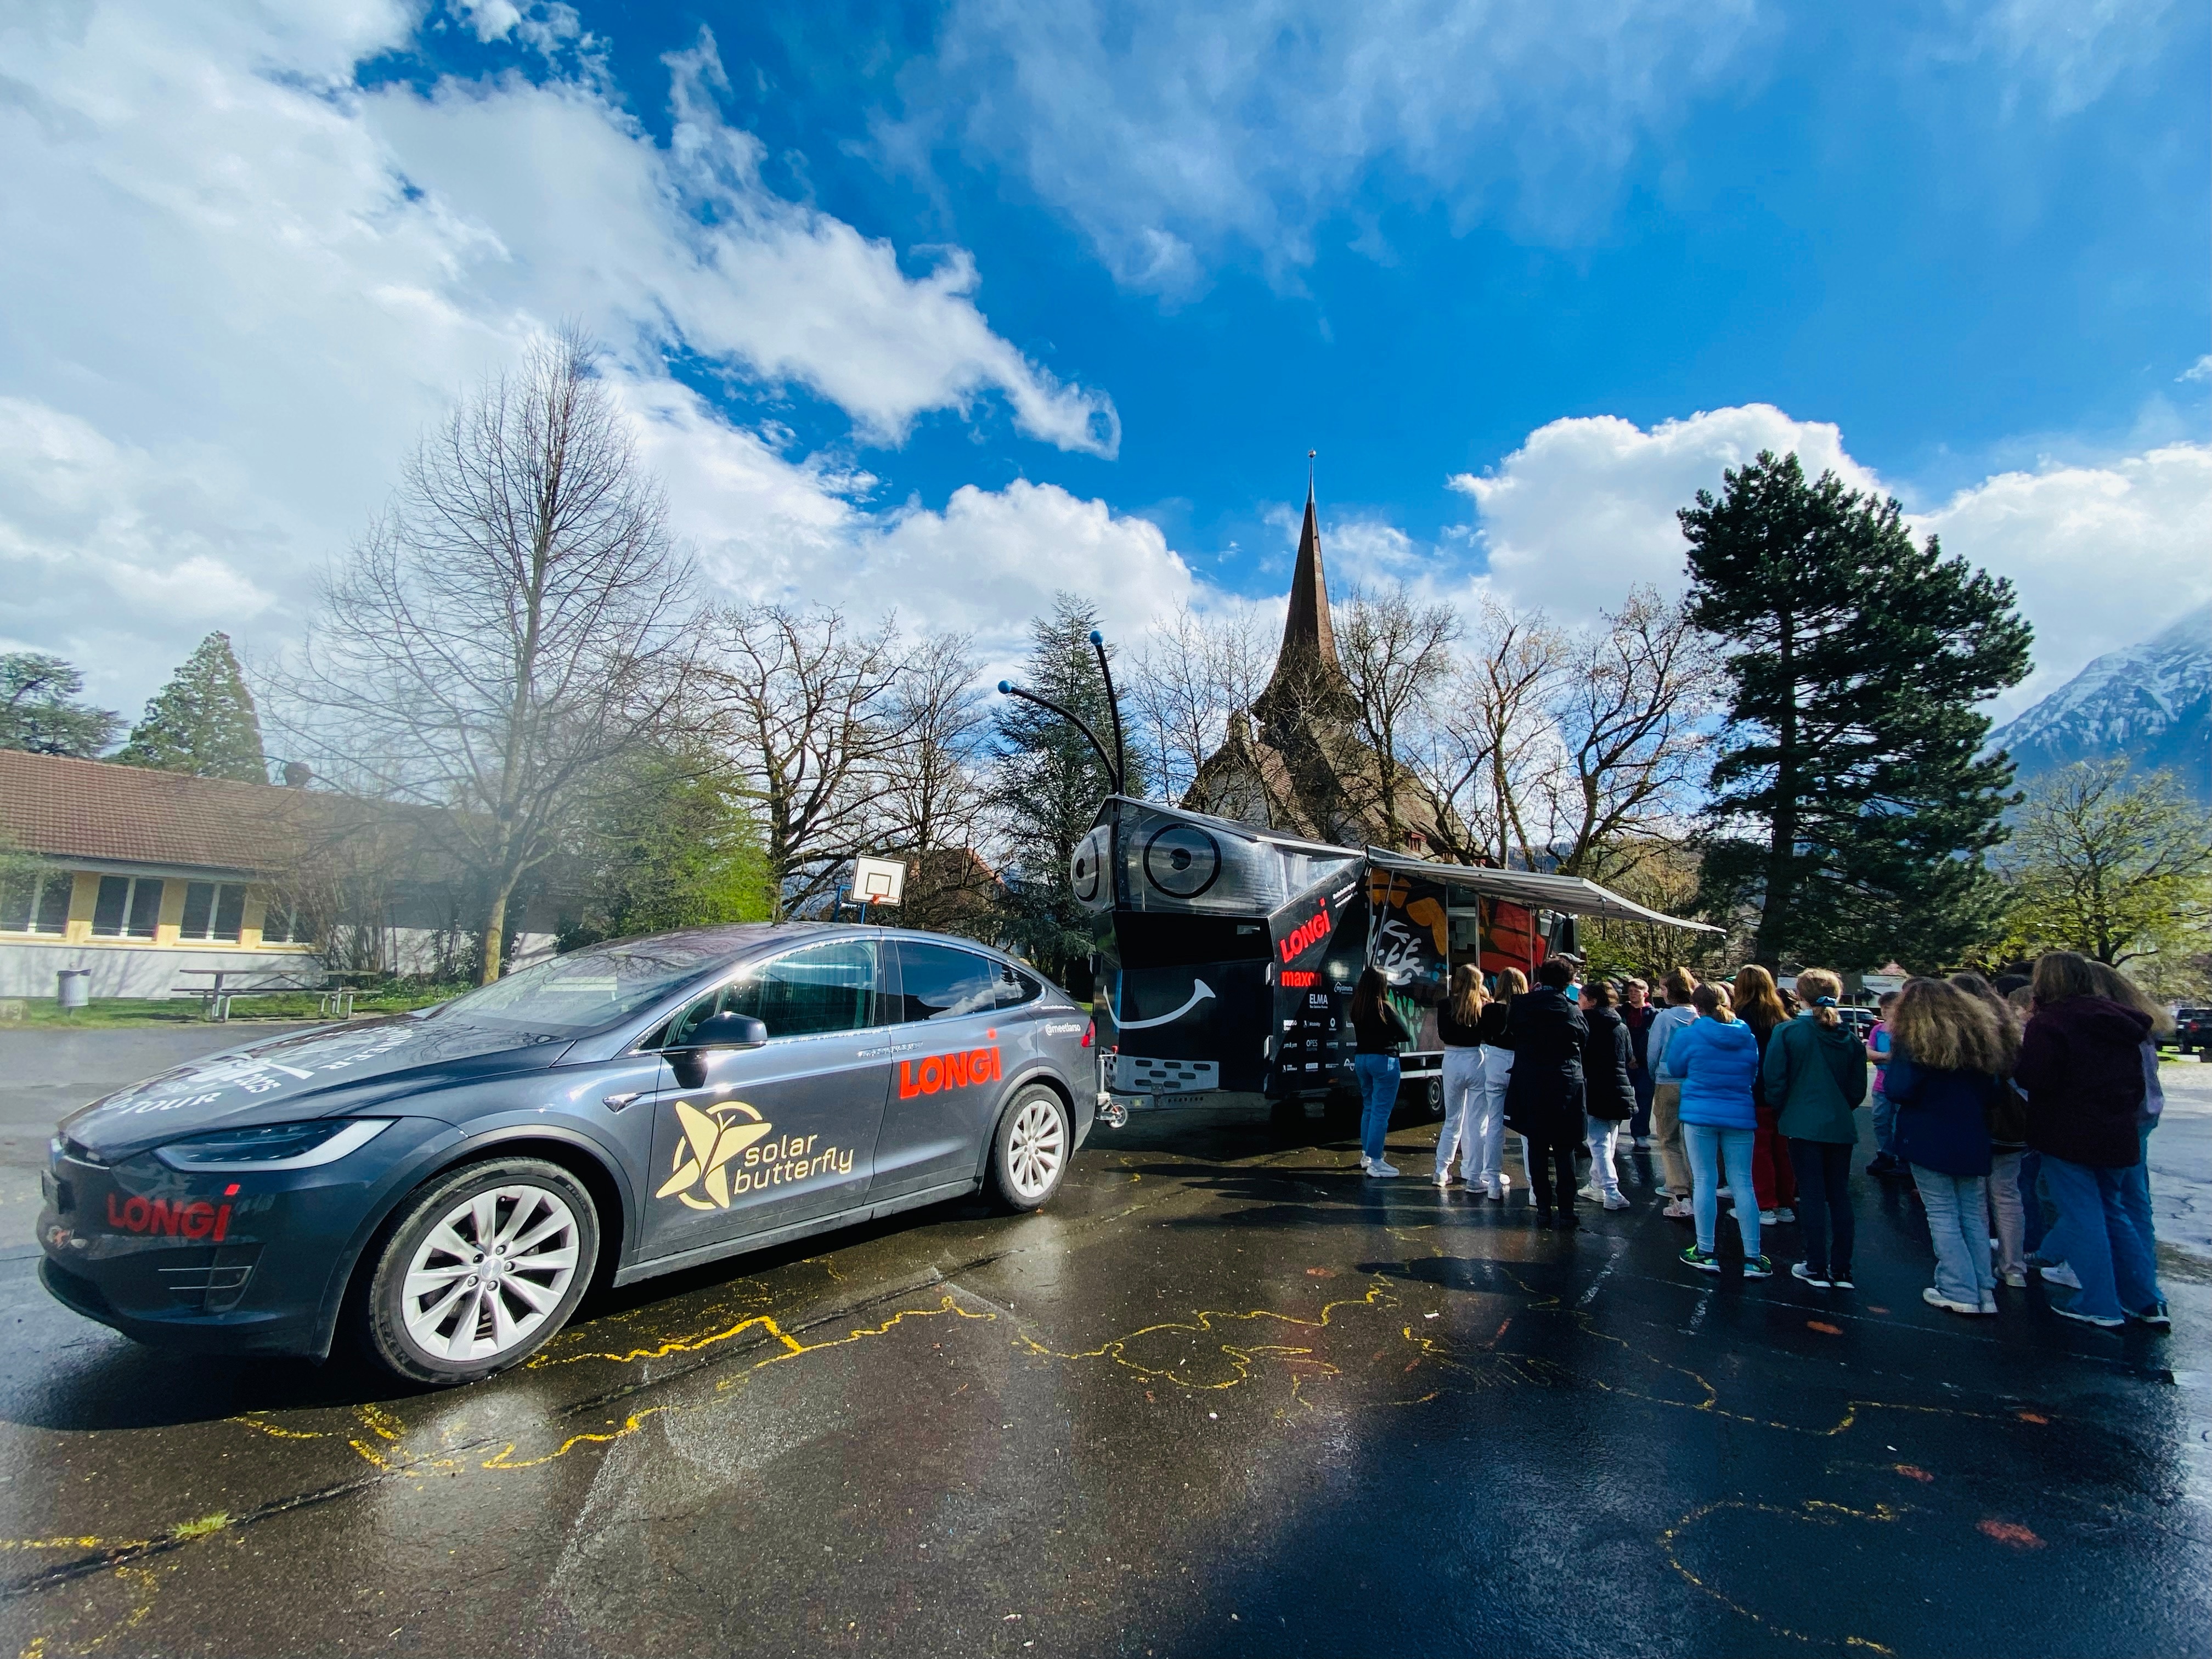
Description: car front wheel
xmin=987 ymin=1085 xmax=1070 ymax=1212
xmin=361 ymin=1157 xmax=599 ymax=1386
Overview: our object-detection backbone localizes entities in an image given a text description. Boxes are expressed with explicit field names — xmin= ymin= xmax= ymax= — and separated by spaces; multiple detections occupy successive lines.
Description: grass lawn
xmin=0 ymin=984 xmax=467 ymax=1029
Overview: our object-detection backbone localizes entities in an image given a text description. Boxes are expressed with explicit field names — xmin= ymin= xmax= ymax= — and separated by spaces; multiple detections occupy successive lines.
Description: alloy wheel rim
xmin=1007 ymin=1098 xmax=1065 ymax=1199
xmin=400 ymin=1184 xmax=580 ymax=1363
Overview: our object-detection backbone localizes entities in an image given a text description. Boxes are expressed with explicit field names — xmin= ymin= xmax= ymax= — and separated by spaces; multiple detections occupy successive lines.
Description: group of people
xmin=1345 ymin=947 xmax=2171 ymax=1331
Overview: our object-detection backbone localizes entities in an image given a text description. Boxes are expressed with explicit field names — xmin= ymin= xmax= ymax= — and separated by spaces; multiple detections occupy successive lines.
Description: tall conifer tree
xmin=117 ymin=632 xmax=268 ymax=782
xmin=1682 ymin=451 xmax=2031 ymax=970
xmin=992 ymin=595 xmax=1141 ymax=988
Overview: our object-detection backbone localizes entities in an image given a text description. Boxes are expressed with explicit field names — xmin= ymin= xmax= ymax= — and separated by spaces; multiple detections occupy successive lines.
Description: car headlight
xmin=153 ymin=1119 xmax=393 ymax=1172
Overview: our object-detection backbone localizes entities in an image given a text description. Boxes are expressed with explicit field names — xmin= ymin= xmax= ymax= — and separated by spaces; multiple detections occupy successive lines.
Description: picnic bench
xmin=171 ymin=969 xmax=360 ymax=1022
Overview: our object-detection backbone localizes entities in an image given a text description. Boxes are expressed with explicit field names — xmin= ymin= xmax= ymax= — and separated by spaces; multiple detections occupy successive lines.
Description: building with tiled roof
xmin=0 ymin=751 xmax=554 ymax=1000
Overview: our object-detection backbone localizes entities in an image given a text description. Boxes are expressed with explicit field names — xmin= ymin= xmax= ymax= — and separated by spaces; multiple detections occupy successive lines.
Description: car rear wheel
xmin=987 ymin=1086 xmax=1070 ymax=1212
xmin=362 ymin=1158 xmax=599 ymax=1386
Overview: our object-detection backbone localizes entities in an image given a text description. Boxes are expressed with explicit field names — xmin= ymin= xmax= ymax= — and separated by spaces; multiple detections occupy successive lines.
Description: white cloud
xmin=1449 ymin=406 xmax=2211 ymax=721
xmin=0 ymin=2 xmax=1119 ymax=714
xmin=1953 ymin=0 xmax=2184 ymax=117
xmin=2180 ymin=355 xmax=2212 ymax=384
xmin=886 ymin=0 xmax=1767 ymax=294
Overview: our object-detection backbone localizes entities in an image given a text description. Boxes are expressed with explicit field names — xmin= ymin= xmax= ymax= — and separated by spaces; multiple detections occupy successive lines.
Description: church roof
xmin=1277 ymin=485 xmax=1337 ymax=672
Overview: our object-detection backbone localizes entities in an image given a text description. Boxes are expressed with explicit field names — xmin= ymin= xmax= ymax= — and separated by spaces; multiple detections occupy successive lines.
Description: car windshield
xmin=431 ymin=943 xmax=726 ymax=1036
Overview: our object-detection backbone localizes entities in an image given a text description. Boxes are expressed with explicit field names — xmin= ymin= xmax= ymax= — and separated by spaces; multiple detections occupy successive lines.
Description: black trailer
xmin=1075 ymin=795 xmax=1720 ymax=1126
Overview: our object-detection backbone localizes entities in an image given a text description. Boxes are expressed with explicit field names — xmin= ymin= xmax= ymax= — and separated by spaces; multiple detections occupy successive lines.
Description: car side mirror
xmin=678 ymin=1012 xmax=769 ymax=1051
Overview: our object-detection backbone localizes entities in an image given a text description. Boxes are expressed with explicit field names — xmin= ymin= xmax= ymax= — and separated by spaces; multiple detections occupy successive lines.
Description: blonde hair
xmin=1947 ymin=971 xmax=2021 ymax=1072
xmin=1662 ymin=966 xmax=1699 ymax=1002
xmin=2085 ymin=960 xmax=2175 ymax=1039
xmin=1730 ymin=964 xmax=1790 ymax=1036
xmin=1449 ymin=963 xmax=1486 ymax=1024
xmin=2031 ymin=950 xmax=2101 ymax=1009
xmin=1691 ymin=983 xmax=1735 ymax=1022
xmin=1891 ymin=977 xmax=2006 ymax=1075
xmin=1794 ymin=968 xmax=1844 ymax=1028
xmin=1494 ymin=966 xmax=1528 ymax=1005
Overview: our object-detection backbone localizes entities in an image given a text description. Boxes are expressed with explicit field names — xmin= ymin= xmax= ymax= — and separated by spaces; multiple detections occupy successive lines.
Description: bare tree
xmin=870 ymin=631 xmax=999 ymax=935
xmin=706 ymin=605 xmax=907 ymax=918
xmin=1334 ymin=584 xmax=1463 ymax=851
xmin=283 ymin=328 xmax=695 ymax=981
xmin=1418 ymin=597 xmax=1565 ymax=868
xmin=1539 ymin=588 xmax=1717 ymax=878
xmin=1130 ymin=602 xmax=1274 ymax=805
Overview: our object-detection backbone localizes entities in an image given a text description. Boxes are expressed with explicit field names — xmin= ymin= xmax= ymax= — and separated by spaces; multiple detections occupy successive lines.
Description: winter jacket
xmin=1436 ymin=1003 xmax=1485 ymax=1049
xmin=1763 ymin=1013 xmax=1870 ymax=1144
xmin=2016 ymin=995 xmax=2152 ymax=1168
xmin=1502 ymin=986 xmax=1588 ymax=1147
xmin=1352 ymin=1000 xmax=1413 ymax=1056
xmin=1884 ymin=1048 xmax=1996 ymax=1176
xmin=1472 ymin=1000 xmax=1515 ymax=1049
xmin=1647 ymin=1002 xmax=1699 ymax=1073
xmin=1743 ymin=1017 xmax=1779 ymax=1110
xmin=1658 ymin=1015 xmax=1760 ymax=1130
xmin=1581 ymin=1005 xmax=1637 ymax=1122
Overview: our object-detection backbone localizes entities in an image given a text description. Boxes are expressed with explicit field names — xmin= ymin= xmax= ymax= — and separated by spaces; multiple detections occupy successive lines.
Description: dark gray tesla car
xmin=37 ymin=924 xmax=1097 ymax=1385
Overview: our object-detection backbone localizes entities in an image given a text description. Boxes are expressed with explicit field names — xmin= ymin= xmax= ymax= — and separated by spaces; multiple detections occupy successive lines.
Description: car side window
xmin=995 ymin=965 xmax=1043 ymax=1010
xmin=891 ymin=941 xmax=1010 ymax=1023
xmin=726 ymin=940 xmax=883 ymax=1039
xmin=656 ymin=985 xmax=731 ymax=1049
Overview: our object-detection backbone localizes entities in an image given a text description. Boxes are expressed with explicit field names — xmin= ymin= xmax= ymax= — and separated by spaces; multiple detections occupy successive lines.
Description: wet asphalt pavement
xmin=0 ymin=1028 xmax=2208 ymax=1657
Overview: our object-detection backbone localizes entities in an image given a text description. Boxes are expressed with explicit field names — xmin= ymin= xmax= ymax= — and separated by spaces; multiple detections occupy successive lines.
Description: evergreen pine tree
xmin=116 ymin=632 xmax=268 ymax=782
xmin=991 ymin=595 xmax=1143 ymax=988
xmin=1682 ymin=451 xmax=2032 ymax=970
xmin=0 ymin=653 xmax=120 ymax=757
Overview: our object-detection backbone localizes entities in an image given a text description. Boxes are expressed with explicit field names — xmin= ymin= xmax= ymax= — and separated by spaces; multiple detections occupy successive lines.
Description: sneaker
xmin=1633 ymin=1136 xmax=1654 ymax=1148
xmin=1663 ymin=1199 xmax=1694 ymax=1220
xmin=2129 ymin=1304 xmax=2172 ymax=1331
xmin=1756 ymin=1209 xmax=1781 ymax=1226
xmin=1922 ymin=1286 xmax=1980 ymax=1316
xmin=1830 ymin=1267 xmax=1855 ymax=1289
xmin=1717 ymin=1186 xmax=1734 ymax=1198
xmin=1773 ymin=1207 xmax=1795 ymax=1223
xmin=2040 ymin=1263 xmax=2082 ymax=1291
xmin=1602 ymin=1192 xmax=1631 ymax=1211
xmin=1367 ymin=1159 xmax=1401 ymax=1178
xmin=1743 ymin=1255 xmax=1775 ymax=1280
xmin=1576 ymin=1184 xmax=1604 ymax=1204
xmin=1791 ymin=1261 xmax=1832 ymax=1288
xmin=2050 ymin=1301 xmax=2124 ymax=1330
xmin=1979 ymin=1296 xmax=1999 ymax=1315
xmin=1681 ymin=1244 xmax=1722 ymax=1274
xmin=1434 ymin=1175 xmax=1455 ymax=1189
xmin=2001 ymin=1268 xmax=2027 ymax=1289
xmin=1485 ymin=1175 xmax=1505 ymax=1200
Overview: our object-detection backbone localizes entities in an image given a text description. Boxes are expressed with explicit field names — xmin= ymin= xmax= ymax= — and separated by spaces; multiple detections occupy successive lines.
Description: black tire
xmin=361 ymin=1157 xmax=600 ymax=1386
xmin=986 ymin=1085 xmax=1071 ymax=1212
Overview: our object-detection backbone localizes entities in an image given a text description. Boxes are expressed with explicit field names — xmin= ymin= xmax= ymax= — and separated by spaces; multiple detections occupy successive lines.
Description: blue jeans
xmin=1683 ymin=1123 xmax=1759 ymax=1259
xmin=1354 ymin=1053 xmax=1400 ymax=1164
xmin=1911 ymin=1167 xmax=1993 ymax=1306
xmin=2040 ymin=1153 xmax=2159 ymax=1323
xmin=2115 ymin=1124 xmax=2166 ymax=1314
xmin=1870 ymin=1087 xmax=1898 ymax=1158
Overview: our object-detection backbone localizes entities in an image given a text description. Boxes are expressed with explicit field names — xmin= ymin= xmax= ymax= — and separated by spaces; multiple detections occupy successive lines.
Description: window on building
xmin=92 ymin=876 xmax=165 ymax=939
xmin=0 ymin=872 xmax=73 ymax=935
xmin=259 ymin=899 xmax=303 ymax=945
xmin=179 ymin=882 xmax=247 ymax=943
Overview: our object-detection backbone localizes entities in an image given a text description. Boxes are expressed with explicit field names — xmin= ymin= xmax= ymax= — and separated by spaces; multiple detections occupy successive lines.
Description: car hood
xmin=58 ymin=1014 xmax=575 ymax=1162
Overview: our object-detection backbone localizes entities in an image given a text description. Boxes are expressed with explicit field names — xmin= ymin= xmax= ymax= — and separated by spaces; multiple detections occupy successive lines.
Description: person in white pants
xmin=1432 ymin=966 xmax=1488 ymax=1187
xmin=1472 ymin=967 xmax=1527 ymax=1199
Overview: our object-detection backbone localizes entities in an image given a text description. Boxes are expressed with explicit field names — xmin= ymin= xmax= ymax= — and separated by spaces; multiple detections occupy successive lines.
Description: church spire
xmin=1276 ymin=461 xmax=1339 ymax=674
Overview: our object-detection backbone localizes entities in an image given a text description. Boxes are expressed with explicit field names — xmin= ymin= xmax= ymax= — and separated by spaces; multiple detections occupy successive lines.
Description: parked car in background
xmin=2173 ymin=1006 xmax=2212 ymax=1058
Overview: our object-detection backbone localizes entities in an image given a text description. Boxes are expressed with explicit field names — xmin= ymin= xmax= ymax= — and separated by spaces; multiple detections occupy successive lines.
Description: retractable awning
xmin=1363 ymin=850 xmax=1723 ymax=933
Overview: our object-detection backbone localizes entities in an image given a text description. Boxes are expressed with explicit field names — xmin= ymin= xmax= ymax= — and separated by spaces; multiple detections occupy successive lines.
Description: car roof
xmin=585 ymin=920 xmax=1040 ymax=974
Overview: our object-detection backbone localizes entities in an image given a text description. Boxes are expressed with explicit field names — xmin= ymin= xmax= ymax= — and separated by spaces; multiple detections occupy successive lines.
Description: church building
xmin=1183 ymin=482 xmax=1453 ymax=856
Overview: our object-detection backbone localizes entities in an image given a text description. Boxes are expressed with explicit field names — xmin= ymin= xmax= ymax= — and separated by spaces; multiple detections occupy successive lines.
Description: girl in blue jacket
xmin=1659 ymin=983 xmax=1769 ymax=1278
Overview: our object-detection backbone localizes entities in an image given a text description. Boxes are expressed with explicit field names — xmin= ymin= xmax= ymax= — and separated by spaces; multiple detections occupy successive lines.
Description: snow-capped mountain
xmin=1985 ymin=602 xmax=2211 ymax=800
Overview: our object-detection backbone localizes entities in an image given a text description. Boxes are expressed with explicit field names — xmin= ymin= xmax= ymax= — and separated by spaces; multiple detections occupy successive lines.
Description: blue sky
xmin=1 ymin=0 xmax=2205 ymax=724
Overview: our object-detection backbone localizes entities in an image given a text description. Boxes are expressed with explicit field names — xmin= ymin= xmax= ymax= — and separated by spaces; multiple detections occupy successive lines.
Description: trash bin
xmin=56 ymin=969 xmax=91 ymax=1012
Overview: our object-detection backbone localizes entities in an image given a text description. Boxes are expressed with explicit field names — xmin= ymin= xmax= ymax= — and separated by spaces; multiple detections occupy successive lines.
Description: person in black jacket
xmin=1578 ymin=981 xmax=1636 ymax=1210
xmin=1503 ymin=958 xmax=1589 ymax=1228
xmin=1349 ymin=967 xmax=1414 ymax=1179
